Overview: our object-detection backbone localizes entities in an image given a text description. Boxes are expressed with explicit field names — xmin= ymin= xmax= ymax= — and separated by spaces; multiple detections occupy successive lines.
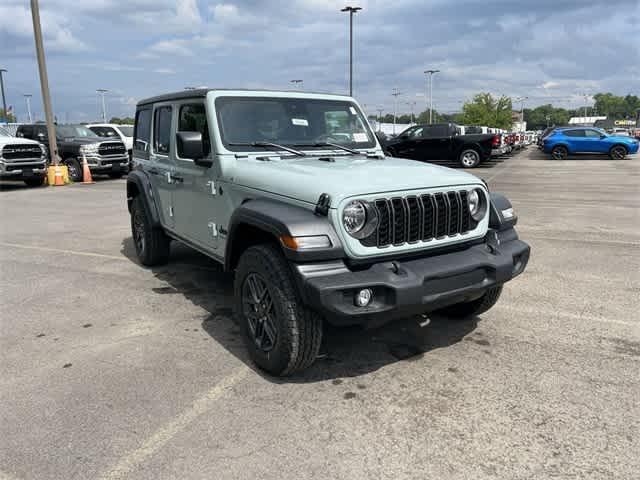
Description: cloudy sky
xmin=1 ymin=0 xmax=638 ymax=122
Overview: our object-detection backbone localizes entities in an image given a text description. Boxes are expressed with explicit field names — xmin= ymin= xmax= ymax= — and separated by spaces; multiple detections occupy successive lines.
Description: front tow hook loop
xmin=486 ymin=230 xmax=501 ymax=254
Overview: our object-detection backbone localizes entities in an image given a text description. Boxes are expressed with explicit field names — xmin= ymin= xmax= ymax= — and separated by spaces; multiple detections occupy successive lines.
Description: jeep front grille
xmin=360 ymin=191 xmax=474 ymax=248
xmin=98 ymin=142 xmax=126 ymax=156
xmin=2 ymin=144 xmax=42 ymax=161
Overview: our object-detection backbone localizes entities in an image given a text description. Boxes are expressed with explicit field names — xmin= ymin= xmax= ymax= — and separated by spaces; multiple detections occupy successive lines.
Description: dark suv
xmin=17 ymin=124 xmax=129 ymax=181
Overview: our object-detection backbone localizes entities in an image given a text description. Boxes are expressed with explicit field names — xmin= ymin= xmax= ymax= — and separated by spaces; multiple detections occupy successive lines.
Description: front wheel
xmin=609 ymin=145 xmax=627 ymax=160
xmin=459 ymin=149 xmax=481 ymax=168
xmin=234 ymin=244 xmax=323 ymax=376
xmin=64 ymin=157 xmax=83 ymax=182
xmin=435 ymin=286 xmax=503 ymax=319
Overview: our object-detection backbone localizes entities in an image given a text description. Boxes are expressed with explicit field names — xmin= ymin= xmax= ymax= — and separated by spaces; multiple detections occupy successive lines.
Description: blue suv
xmin=543 ymin=127 xmax=639 ymax=160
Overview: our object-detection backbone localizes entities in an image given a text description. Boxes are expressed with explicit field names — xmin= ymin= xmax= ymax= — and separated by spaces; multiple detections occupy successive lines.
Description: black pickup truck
xmin=17 ymin=124 xmax=129 ymax=181
xmin=383 ymin=123 xmax=497 ymax=168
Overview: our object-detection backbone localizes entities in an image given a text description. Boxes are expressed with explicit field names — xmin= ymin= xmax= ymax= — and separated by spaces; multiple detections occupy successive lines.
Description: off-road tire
xmin=24 ymin=177 xmax=45 ymax=187
xmin=108 ymin=172 xmax=123 ymax=179
xmin=459 ymin=149 xmax=481 ymax=168
xmin=436 ymin=286 xmax=503 ymax=319
xmin=130 ymin=195 xmax=170 ymax=266
xmin=551 ymin=145 xmax=568 ymax=160
xmin=234 ymin=244 xmax=323 ymax=376
xmin=609 ymin=145 xmax=627 ymax=160
xmin=64 ymin=157 xmax=83 ymax=182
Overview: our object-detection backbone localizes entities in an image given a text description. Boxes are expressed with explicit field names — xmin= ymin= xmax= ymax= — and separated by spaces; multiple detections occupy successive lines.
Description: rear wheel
xmin=64 ymin=157 xmax=83 ymax=182
xmin=24 ymin=177 xmax=45 ymax=187
xmin=436 ymin=286 xmax=503 ymax=319
xmin=130 ymin=196 xmax=170 ymax=266
xmin=234 ymin=244 xmax=323 ymax=376
xmin=551 ymin=145 xmax=568 ymax=160
xmin=459 ymin=149 xmax=481 ymax=168
xmin=609 ymin=145 xmax=627 ymax=160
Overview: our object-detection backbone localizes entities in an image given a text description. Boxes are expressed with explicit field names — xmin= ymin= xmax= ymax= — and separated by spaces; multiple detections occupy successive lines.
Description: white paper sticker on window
xmin=353 ymin=133 xmax=368 ymax=142
xmin=291 ymin=118 xmax=309 ymax=126
xmin=349 ymin=107 xmax=357 ymax=115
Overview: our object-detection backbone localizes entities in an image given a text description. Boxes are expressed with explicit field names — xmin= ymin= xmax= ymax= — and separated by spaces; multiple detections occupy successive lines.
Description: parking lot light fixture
xmin=341 ymin=6 xmax=362 ymax=97
xmin=290 ymin=79 xmax=304 ymax=90
xmin=97 ymin=89 xmax=108 ymax=123
xmin=392 ymin=88 xmax=402 ymax=135
xmin=424 ymin=69 xmax=440 ymax=124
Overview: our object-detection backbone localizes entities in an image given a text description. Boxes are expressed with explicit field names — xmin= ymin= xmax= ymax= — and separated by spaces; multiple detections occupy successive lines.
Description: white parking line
xmin=99 ymin=366 xmax=250 ymax=480
xmin=0 ymin=242 xmax=127 ymax=261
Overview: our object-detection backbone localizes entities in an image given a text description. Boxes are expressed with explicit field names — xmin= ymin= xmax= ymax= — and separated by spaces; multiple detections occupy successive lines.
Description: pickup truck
xmin=383 ymin=123 xmax=497 ymax=168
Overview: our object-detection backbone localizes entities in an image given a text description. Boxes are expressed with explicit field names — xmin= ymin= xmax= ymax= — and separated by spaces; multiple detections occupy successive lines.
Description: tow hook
xmin=486 ymin=230 xmax=501 ymax=254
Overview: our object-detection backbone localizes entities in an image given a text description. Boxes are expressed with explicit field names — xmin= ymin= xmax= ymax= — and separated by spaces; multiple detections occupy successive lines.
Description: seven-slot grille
xmin=98 ymin=142 xmax=126 ymax=156
xmin=360 ymin=191 xmax=474 ymax=248
xmin=2 ymin=144 xmax=42 ymax=161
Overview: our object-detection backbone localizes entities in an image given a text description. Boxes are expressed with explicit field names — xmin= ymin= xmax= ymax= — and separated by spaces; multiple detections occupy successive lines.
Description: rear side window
xmin=178 ymin=104 xmax=210 ymax=156
xmin=423 ymin=125 xmax=449 ymax=138
xmin=153 ymin=106 xmax=172 ymax=155
xmin=564 ymin=129 xmax=585 ymax=137
xmin=134 ymin=109 xmax=151 ymax=152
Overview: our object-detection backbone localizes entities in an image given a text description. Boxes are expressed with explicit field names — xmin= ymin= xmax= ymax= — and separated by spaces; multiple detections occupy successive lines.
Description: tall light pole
xmin=24 ymin=94 xmax=33 ymax=123
xmin=406 ymin=101 xmax=416 ymax=124
xmin=290 ymin=79 xmax=304 ymax=90
xmin=96 ymin=88 xmax=108 ymax=122
xmin=341 ymin=6 xmax=361 ymax=97
xmin=514 ymin=96 xmax=528 ymax=131
xmin=0 ymin=69 xmax=7 ymax=124
xmin=376 ymin=107 xmax=384 ymax=131
xmin=392 ymin=88 xmax=402 ymax=135
xmin=424 ymin=69 xmax=440 ymax=124
xmin=30 ymin=0 xmax=59 ymax=164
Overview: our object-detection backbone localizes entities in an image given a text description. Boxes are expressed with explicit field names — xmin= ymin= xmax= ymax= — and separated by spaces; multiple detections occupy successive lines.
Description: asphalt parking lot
xmin=1 ymin=148 xmax=639 ymax=480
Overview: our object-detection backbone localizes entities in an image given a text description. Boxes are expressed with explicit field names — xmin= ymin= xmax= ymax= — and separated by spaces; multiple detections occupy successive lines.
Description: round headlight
xmin=342 ymin=200 xmax=379 ymax=238
xmin=468 ymin=188 xmax=486 ymax=221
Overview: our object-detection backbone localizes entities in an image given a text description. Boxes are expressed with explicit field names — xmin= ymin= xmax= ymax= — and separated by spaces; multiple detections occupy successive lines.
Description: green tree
xmin=592 ymin=93 xmax=640 ymax=118
xmin=109 ymin=116 xmax=134 ymax=125
xmin=461 ymin=93 xmax=512 ymax=129
xmin=1 ymin=108 xmax=16 ymax=123
xmin=523 ymin=104 xmax=570 ymax=130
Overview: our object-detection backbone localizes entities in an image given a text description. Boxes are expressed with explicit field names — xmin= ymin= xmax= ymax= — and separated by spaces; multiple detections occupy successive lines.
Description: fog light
xmin=354 ymin=288 xmax=373 ymax=307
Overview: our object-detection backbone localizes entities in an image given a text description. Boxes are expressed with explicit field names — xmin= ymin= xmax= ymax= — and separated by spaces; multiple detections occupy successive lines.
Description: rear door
xmin=563 ymin=129 xmax=586 ymax=152
xmin=134 ymin=105 xmax=176 ymax=229
xmin=419 ymin=124 xmax=451 ymax=160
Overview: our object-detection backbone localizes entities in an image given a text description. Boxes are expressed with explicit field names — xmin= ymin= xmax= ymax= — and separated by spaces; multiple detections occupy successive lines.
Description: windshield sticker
xmin=349 ymin=107 xmax=357 ymax=115
xmin=291 ymin=118 xmax=309 ymax=127
xmin=353 ymin=133 xmax=368 ymax=142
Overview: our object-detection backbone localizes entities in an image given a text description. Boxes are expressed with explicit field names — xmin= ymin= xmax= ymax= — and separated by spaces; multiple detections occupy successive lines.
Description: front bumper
xmin=0 ymin=160 xmax=47 ymax=179
xmin=294 ymin=228 xmax=530 ymax=327
xmin=83 ymin=154 xmax=130 ymax=171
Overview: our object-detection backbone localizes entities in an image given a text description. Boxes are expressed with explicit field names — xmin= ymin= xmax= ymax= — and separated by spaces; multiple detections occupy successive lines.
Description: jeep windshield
xmin=216 ymin=96 xmax=376 ymax=153
xmin=56 ymin=125 xmax=101 ymax=139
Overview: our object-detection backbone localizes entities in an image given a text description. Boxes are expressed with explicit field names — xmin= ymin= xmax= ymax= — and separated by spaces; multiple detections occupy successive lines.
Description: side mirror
xmin=177 ymin=131 xmax=211 ymax=167
xmin=600 ymin=134 xmax=606 ymax=139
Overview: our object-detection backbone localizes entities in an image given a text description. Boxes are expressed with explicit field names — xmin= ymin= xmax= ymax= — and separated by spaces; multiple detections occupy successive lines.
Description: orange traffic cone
xmin=80 ymin=154 xmax=94 ymax=184
xmin=53 ymin=165 xmax=65 ymax=186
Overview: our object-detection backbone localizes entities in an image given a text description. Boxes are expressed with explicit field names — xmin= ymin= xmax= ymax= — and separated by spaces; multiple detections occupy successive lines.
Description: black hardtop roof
xmin=136 ymin=88 xmax=349 ymax=107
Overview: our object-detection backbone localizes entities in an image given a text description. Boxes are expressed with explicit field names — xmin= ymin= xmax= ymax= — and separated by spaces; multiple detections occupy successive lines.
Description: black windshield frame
xmin=215 ymin=96 xmax=377 ymax=153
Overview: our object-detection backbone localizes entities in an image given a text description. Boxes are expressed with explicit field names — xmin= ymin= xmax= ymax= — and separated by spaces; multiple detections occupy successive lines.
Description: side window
xmin=19 ymin=126 xmax=33 ymax=138
xmin=153 ymin=106 xmax=172 ymax=155
xmin=178 ymin=104 xmax=210 ymax=157
xmin=564 ymin=129 xmax=585 ymax=137
xmin=423 ymin=125 xmax=447 ymax=138
xmin=134 ymin=109 xmax=151 ymax=152
xmin=584 ymin=130 xmax=601 ymax=138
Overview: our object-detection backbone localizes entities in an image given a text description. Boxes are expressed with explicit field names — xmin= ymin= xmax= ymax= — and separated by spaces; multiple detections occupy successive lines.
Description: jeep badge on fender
xmin=126 ymin=89 xmax=530 ymax=376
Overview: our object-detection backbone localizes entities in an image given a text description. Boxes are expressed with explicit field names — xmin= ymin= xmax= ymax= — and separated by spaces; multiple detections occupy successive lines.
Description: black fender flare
xmin=225 ymin=199 xmax=345 ymax=271
xmin=489 ymin=192 xmax=517 ymax=231
xmin=126 ymin=170 xmax=161 ymax=227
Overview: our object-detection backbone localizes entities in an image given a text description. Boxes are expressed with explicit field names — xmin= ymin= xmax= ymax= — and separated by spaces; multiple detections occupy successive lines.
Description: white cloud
xmin=542 ymin=81 xmax=561 ymax=89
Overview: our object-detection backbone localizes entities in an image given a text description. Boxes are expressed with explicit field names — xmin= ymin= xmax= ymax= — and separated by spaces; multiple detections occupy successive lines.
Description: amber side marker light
xmin=280 ymin=235 xmax=332 ymax=250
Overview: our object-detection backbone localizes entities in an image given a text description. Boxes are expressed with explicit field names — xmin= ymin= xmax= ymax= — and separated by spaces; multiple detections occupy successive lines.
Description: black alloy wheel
xmin=242 ymin=273 xmax=278 ymax=352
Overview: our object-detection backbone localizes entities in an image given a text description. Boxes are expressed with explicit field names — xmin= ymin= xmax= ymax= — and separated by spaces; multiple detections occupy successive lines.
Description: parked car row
xmin=0 ymin=125 xmax=49 ymax=186
xmin=381 ymin=123 xmax=532 ymax=168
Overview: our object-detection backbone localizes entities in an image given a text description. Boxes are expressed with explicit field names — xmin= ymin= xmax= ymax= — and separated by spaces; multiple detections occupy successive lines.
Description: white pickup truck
xmin=0 ymin=126 xmax=47 ymax=187
xmin=87 ymin=123 xmax=134 ymax=159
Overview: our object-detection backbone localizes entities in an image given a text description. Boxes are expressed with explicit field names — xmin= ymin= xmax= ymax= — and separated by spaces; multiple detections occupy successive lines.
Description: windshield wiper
xmin=295 ymin=142 xmax=361 ymax=155
xmin=227 ymin=142 xmax=306 ymax=157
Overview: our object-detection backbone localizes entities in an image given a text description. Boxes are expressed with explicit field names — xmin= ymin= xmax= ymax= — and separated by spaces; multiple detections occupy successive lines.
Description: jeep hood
xmin=231 ymin=154 xmax=483 ymax=206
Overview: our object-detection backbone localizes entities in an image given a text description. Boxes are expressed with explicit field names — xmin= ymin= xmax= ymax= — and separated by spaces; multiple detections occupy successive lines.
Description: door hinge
xmin=208 ymin=222 xmax=218 ymax=237
xmin=169 ymin=206 xmax=174 ymax=217
xmin=206 ymin=180 xmax=217 ymax=196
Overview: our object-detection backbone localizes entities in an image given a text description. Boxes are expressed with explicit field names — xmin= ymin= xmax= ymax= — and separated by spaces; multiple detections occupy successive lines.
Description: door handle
xmin=172 ymin=175 xmax=184 ymax=184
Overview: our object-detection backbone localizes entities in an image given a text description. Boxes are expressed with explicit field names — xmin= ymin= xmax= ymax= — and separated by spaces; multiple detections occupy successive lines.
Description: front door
xmin=419 ymin=124 xmax=451 ymax=160
xmin=172 ymin=102 xmax=222 ymax=253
